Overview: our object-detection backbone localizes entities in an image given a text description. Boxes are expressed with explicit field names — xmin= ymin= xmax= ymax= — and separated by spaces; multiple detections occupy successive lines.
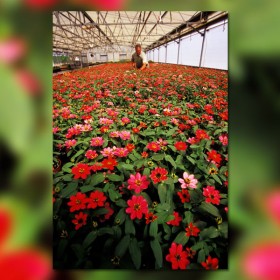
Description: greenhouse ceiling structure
xmin=53 ymin=11 xmax=228 ymax=70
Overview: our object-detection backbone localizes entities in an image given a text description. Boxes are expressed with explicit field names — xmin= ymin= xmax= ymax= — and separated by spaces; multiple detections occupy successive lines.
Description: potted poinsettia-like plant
xmin=53 ymin=62 xmax=228 ymax=270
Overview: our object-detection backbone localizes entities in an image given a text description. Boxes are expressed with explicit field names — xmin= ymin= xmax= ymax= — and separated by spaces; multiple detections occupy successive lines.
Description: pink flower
xmin=99 ymin=118 xmax=113 ymax=125
xmin=101 ymin=147 xmax=115 ymax=157
xmin=113 ymin=147 xmax=129 ymax=158
xmin=243 ymin=243 xmax=280 ymax=280
xmin=90 ymin=137 xmax=104 ymax=147
xmin=65 ymin=139 xmax=77 ymax=149
xmin=119 ymin=131 xmax=130 ymax=140
xmin=127 ymin=173 xmax=149 ymax=193
xmin=0 ymin=38 xmax=26 ymax=64
xmin=265 ymin=190 xmax=280 ymax=225
xmin=109 ymin=131 xmax=119 ymax=138
xmin=178 ymin=172 xmax=198 ymax=189
xmin=121 ymin=117 xmax=130 ymax=124
xmin=203 ymin=186 xmax=220 ymax=205
xmin=81 ymin=124 xmax=92 ymax=132
xmin=53 ymin=127 xmax=60 ymax=133
xmin=126 ymin=195 xmax=149 ymax=220
xmin=219 ymin=134 xmax=228 ymax=146
xmin=187 ymin=137 xmax=199 ymax=144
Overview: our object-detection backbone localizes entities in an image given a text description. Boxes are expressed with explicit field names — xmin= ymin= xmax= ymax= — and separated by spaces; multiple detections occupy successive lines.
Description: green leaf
xmin=98 ymin=228 xmax=114 ymax=236
xmin=62 ymin=164 xmax=72 ymax=173
xmin=150 ymin=239 xmax=163 ymax=268
xmin=56 ymin=239 xmax=68 ymax=259
xmin=197 ymin=249 xmax=206 ymax=263
xmin=129 ymin=237 xmax=141 ymax=269
xmin=93 ymin=208 xmax=109 ymax=215
xmin=114 ymin=208 xmax=126 ymax=225
xmin=173 ymin=231 xmax=189 ymax=246
xmin=149 ymin=220 xmax=158 ymax=237
xmin=143 ymin=168 xmax=150 ymax=176
xmin=83 ymin=231 xmax=98 ymax=248
xmin=200 ymin=226 xmax=219 ymax=239
xmin=80 ymin=185 xmax=94 ymax=193
xmin=158 ymin=184 xmax=167 ymax=204
xmin=71 ymin=244 xmax=84 ymax=260
xmin=212 ymin=174 xmax=223 ymax=185
xmin=198 ymin=202 xmax=221 ymax=217
xmin=183 ymin=211 xmax=193 ymax=224
xmin=60 ymin=181 xmax=78 ymax=198
xmin=218 ymin=222 xmax=228 ymax=238
xmin=115 ymin=235 xmax=130 ymax=258
xmin=61 ymin=174 xmax=73 ymax=182
xmin=191 ymin=241 xmax=205 ymax=251
xmin=156 ymin=203 xmax=170 ymax=212
xmin=134 ymin=159 xmax=145 ymax=169
xmin=125 ymin=218 xmax=136 ymax=235
xmin=186 ymin=156 xmax=196 ymax=165
xmin=107 ymin=174 xmax=122 ymax=182
xmin=165 ymin=178 xmax=174 ymax=185
xmin=165 ymin=154 xmax=176 ymax=167
xmin=71 ymin=149 xmax=85 ymax=160
xmin=108 ymin=188 xmax=121 ymax=202
xmin=120 ymin=163 xmax=134 ymax=171
xmin=152 ymin=154 xmax=165 ymax=161
xmin=175 ymin=154 xmax=184 ymax=165
xmin=115 ymin=199 xmax=127 ymax=207
xmin=90 ymin=173 xmax=105 ymax=186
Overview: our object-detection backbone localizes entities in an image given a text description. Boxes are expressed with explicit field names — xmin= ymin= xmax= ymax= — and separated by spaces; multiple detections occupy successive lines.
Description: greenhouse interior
xmin=53 ymin=11 xmax=228 ymax=270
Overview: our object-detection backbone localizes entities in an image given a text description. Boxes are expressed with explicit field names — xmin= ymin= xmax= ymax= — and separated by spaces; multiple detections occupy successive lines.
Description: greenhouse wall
xmin=146 ymin=21 xmax=228 ymax=70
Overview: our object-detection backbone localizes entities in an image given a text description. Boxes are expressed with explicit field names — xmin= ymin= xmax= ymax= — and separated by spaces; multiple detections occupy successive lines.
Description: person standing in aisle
xmin=131 ymin=44 xmax=149 ymax=70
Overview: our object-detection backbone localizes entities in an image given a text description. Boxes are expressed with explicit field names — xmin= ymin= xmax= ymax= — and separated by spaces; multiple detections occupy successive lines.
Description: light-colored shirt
xmin=131 ymin=51 xmax=148 ymax=68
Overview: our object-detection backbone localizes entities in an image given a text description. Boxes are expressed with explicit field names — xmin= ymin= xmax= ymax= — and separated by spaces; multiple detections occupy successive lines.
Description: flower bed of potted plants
xmin=53 ymin=62 xmax=228 ymax=270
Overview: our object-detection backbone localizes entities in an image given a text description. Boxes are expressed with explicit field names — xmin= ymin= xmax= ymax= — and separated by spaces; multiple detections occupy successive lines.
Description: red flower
xmin=72 ymin=163 xmax=91 ymax=179
xmin=201 ymin=255 xmax=219 ymax=270
xmin=147 ymin=142 xmax=161 ymax=152
xmin=207 ymin=150 xmax=222 ymax=165
xmin=91 ymin=162 xmax=103 ymax=172
xmin=150 ymin=167 xmax=168 ymax=184
xmin=203 ymin=186 xmax=221 ymax=205
xmin=67 ymin=192 xmax=87 ymax=212
xmin=141 ymin=151 xmax=149 ymax=158
xmin=126 ymin=195 xmax=149 ymax=220
xmin=126 ymin=143 xmax=135 ymax=152
xmin=85 ymin=149 xmax=98 ymax=159
xmin=177 ymin=189 xmax=190 ymax=203
xmin=72 ymin=212 xmax=88 ymax=230
xmin=101 ymin=157 xmax=118 ymax=170
xmin=174 ymin=141 xmax=188 ymax=151
xmin=185 ymin=222 xmax=200 ymax=237
xmin=166 ymin=242 xmax=190 ymax=270
xmin=127 ymin=173 xmax=149 ymax=193
xmin=87 ymin=190 xmax=107 ymax=209
xmin=145 ymin=212 xmax=158 ymax=224
xmin=100 ymin=126 xmax=109 ymax=133
xmin=166 ymin=211 xmax=182 ymax=226
xmin=185 ymin=247 xmax=196 ymax=259
xmin=195 ymin=129 xmax=209 ymax=140
xmin=132 ymin=127 xmax=140 ymax=133
xmin=99 ymin=202 xmax=114 ymax=222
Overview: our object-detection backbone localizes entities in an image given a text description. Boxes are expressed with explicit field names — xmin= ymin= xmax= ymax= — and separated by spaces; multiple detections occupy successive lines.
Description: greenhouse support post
xmin=177 ymin=39 xmax=181 ymax=64
xmin=199 ymin=28 xmax=207 ymax=67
